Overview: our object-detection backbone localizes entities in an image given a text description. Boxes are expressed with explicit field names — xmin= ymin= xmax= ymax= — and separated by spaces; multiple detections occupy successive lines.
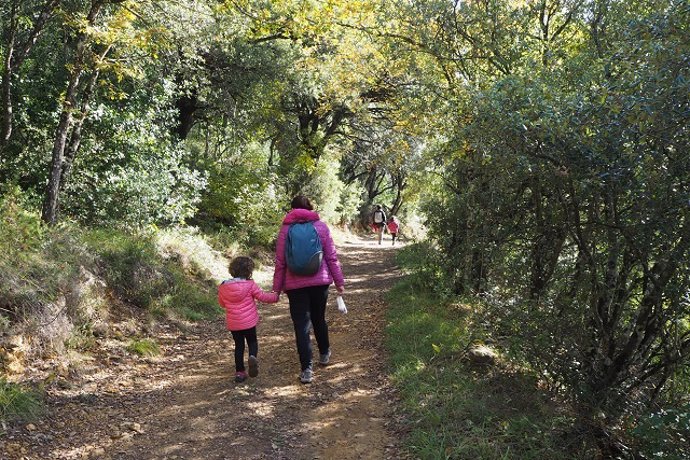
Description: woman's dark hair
xmin=290 ymin=195 xmax=313 ymax=210
xmin=229 ymin=256 xmax=254 ymax=279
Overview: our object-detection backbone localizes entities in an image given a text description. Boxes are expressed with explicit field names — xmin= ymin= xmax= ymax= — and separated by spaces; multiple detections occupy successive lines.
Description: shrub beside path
xmin=3 ymin=235 xmax=407 ymax=459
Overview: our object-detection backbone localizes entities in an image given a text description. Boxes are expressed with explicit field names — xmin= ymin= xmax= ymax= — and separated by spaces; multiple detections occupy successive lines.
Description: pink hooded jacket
xmin=272 ymin=209 xmax=345 ymax=293
xmin=218 ymin=279 xmax=279 ymax=331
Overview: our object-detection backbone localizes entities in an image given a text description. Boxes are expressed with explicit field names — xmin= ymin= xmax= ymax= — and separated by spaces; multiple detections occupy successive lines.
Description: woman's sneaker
xmin=319 ymin=350 xmax=331 ymax=366
xmin=234 ymin=371 xmax=248 ymax=383
xmin=248 ymin=355 xmax=259 ymax=378
xmin=299 ymin=368 xmax=313 ymax=384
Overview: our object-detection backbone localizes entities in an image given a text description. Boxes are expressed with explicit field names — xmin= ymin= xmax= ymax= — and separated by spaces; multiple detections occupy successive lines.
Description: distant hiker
xmin=272 ymin=195 xmax=345 ymax=384
xmin=371 ymin=204 xmax=387 ymax=245
xmin=218 ymin=256 xmax=279 ymax=383
xmin=387 ymin=215 xmax=400 ymax=246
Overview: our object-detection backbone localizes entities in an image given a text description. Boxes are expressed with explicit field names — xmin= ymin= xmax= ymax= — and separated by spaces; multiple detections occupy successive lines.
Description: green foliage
xmin=86 ymin=229 xmax=218 ymax=321
xmin=0 ymin=379 xmax=43 ymax=422
xmin=336 ymin=181 xmax=365 ymax=225
xmin=630 ymin=405 xmax=690 ymax=460
xmin=1 ymin=1 xmax=210 ymax=228
xmin=395 ymin=242 xmax=451 ymax=297
xmin=156 ymin=227 xmax=229 ymax=280
xmin=197 ymin=143 xmax=284 ymax=248
xmin=417 ymin=0 xmax=690 ymax=436
xmin=62 ymin=84 xmax=206 ymax=227
xmin=0 ymin=190 xmax=90 ymax=325
xmin=0 ymin=193 xmax=217 ymax=363
xmin=126 ymin=338 xmax=161 ymax=357
xmin=0 ymin=187 xmax=45 ymax=256
xmin=65 ymin=324 xmax=98 ymax=352
xmin=3 ymin=1 xmax=688 ymax=453
xmin=88 ymin=230 xmax=167 ymax=309
xmin=2 ymin=0 xmax=415 ymax=230
xmin=387 ymin=245 xmax=595 ymax=459
xmin=300 ymin=153 xmax=347 ymax=223
xmin=151 ymin=276 xmax=219 ymax=322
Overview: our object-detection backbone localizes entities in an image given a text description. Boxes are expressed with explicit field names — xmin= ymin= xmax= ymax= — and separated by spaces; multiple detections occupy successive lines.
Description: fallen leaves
xmin=3 ymin=237 xmax=409 ymax=459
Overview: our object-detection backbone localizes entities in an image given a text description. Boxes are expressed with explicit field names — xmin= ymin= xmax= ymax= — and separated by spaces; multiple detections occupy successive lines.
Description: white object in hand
xmin=336 ymin=295 xmax=348 ymax=314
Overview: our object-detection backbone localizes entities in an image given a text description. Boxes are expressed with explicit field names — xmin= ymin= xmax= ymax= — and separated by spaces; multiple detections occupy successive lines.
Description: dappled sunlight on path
xmin=4 ymin=234 xmax=408 ymax=460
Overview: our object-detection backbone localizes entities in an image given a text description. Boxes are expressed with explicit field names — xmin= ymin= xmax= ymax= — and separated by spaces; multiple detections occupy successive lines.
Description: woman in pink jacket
xmin=218 ymin=256 xmax=279 ymax=383
xmin=273 ymin=195 xmax=345 ymax=383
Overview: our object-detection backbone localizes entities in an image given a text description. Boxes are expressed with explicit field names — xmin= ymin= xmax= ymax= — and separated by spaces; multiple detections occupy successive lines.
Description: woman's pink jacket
xmin=272 ymin=209 xmax=345 ymax=293
xmin=218 ymin=279 xmax=278 ymax=331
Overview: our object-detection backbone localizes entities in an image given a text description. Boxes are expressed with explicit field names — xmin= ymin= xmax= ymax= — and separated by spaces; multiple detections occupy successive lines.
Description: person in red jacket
xmin=386 ymin=216 xmax=400 ymax=246
xmin=273 ymin=195 xmax=346 ymax=384
xmin=218 ymin=256 xmax=279 ymax=383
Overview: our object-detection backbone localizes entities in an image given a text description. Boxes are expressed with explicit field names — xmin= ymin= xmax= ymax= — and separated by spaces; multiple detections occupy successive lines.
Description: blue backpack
xmin=285 ymin=222 xmax=323 ymax=275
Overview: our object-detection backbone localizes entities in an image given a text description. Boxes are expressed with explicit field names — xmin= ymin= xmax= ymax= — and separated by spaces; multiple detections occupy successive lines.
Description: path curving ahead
xmin=4 ymin=235 xmax=407 ymax=460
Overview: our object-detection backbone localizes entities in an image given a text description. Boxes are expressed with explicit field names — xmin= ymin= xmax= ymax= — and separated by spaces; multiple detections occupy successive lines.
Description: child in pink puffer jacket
xmin=218 ymin=256 xmax=279 ymax=383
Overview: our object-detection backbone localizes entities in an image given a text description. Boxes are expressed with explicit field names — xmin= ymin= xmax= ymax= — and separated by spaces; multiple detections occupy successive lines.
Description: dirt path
xmin=2 ymin=235 xmax=408 ymax=459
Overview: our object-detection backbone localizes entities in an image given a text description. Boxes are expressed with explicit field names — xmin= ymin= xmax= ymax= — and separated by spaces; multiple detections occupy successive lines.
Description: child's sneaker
xmin=234 ymin=371 xmax=248 ymax=383
xmin=248 ymin=355 xmax=259 ymax=378
xmin=299 ymin=368 xmax=313 ymax=384
xmin=319 ymin=350 xmax=331 ymax=366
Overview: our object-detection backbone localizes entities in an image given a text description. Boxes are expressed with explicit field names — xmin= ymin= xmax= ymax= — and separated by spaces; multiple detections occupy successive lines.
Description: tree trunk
xmin=1 ymin=0 xmax=62 ymax=148
xmin=470 ymin=248 xmax=486 ymax=294
xmin=590 ymin=0 xmax=610 ymax=58
xmin=42 ymin=84 xmax=79 ymax=224
xmin=175 ymin=90 xmax=198 ymax=140
xmin=61 ymin=68 xmax=100 ymax=188
xmin=1 ymin=57 xmax=14 ymax=149
xmin=41 ymin=1 xmax=102 ymax=224
xmin=0 ymin=3 xmax=18 ymax=147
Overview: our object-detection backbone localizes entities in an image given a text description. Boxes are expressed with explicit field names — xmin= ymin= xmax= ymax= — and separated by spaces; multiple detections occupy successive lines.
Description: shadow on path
xmin=3 ymin=235 xmax=408 ymax=460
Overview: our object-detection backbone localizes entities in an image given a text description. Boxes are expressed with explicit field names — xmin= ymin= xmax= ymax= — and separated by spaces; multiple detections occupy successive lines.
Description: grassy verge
xmin=84 ymin=228 xmax=220 ymax=322
xmin=126 ymin=338 xmax=161 ymax=357
xmin=386 ymin=245 xmax=594 ymax=459
xmin=0 ymin=379 xmax=42 ymax=423
xmin=1 ymin=189 xmax=222 ymax=333
xmin=1 ymin=189 xmax=223 ymax=397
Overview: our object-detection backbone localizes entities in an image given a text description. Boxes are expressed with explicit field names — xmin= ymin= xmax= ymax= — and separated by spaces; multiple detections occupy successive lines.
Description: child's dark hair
xmin=229 ymin=256 xmax=254 ymax=279
xmin=290 ymin=195 xmax=313 ymax=210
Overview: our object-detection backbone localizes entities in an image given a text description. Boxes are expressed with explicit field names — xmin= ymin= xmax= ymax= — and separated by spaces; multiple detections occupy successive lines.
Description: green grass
xmin=65 ymin=324 xmax=98 ymax=351
xmin=85 ymin=228 xmax=220 ymax=322
xmin=0 ymin=379 xmax=42 ymax=422
xmin=386 ymin=246 xmax=595 ymax=459
xmin=126 ymin=338 xmax=161 ymax=357
xmin=1 ymin=198 xmax=221 ymax=329
xmin=153 ymin=271 xmax=219 ymax=322
xmin=1 ymin=192 xmax=90 ymax=322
